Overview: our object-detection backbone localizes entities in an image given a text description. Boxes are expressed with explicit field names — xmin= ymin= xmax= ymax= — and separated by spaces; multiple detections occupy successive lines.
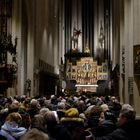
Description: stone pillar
xmin=27 ymin=3 xmax=35 ymax=97
xmin=133 ymin=0 xmax=140 ymax=118
xmin=10 ymin=0 xmax=22 ymax=96
xmin=124 ymin=0 xmax=133 ymax=103
xmin=59 ymin=0 xmax=65 ymax=63
xmin=119 ymin=0 xmax=124 ymax=104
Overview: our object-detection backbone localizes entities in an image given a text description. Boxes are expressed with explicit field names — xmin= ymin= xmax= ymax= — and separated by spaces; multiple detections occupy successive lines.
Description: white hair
xmin=57 ymin=102 xmax=65 ymax=109
xmin=122 ymin=104 xmax=134 ymax=111
xmin=39 ymin=108 xmax=49 ymax=116
xmin=101 ymin=104 xmax=109 ymax=112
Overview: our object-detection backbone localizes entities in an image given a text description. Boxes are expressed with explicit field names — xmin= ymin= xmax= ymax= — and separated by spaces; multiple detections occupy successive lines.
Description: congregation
xmin=0 ymin=94 xmax=139 ymax=140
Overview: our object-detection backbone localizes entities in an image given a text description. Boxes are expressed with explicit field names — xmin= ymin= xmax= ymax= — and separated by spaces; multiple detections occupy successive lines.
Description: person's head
xmin=88 ymin=106 xmax=105 ymax=124
xmin=20 ymin=128 xmax=49 ymax=140
xmin=99 ymin=111 xmax=105 ymax=124
xmin=6 ymin=112 xmax=22 ymax=124
xmin=31 ymin=114 xmax=46 ymax=132
xmin=100 ymin=104 xmax=109 ymax=112
xmin=39 ymin=107 xmax=49 ymax=117
xmin=118 ymin=104 xmax=136 ymax=126
xmin=44 ymin=111 xmax=58 ymax=126
xmin=57 ymin=102 xmax=66 ymax=109
xmin=9 ymin=103 xmax=19 ymax=113
xmin=30 ymin=99 xmax=39 ymax=108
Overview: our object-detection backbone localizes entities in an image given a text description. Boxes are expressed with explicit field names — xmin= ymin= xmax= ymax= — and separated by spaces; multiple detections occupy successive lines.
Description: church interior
xmin=0 ymin=0 xmax=140 ymax=117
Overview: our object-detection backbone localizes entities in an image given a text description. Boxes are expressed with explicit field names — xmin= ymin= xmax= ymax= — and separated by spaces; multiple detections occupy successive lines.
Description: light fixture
xmin=75 ymin=84 xmax=98 ymax=87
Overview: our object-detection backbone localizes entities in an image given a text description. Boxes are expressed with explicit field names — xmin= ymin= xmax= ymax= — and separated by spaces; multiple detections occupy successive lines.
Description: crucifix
xmin=71 ymin=26 xmax=82 ymax=51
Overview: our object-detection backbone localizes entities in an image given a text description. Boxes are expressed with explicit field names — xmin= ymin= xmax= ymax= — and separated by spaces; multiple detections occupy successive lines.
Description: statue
xmin=25 ymin=79 xmax=31 ymax=96
xmin=71 ymin=27 xmax=82 ymax=51
xmin=84 ymin=44 xmax=90 ymax=53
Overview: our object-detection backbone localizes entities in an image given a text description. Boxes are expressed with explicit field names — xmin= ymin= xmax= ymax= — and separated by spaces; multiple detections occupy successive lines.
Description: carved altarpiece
xmin=66 ymin=57 xmax=108 ymax=92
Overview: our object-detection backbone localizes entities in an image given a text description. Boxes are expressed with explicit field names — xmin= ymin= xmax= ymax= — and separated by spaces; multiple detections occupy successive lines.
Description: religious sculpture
xmin=71 ymin=27 xmax=82 ymax=51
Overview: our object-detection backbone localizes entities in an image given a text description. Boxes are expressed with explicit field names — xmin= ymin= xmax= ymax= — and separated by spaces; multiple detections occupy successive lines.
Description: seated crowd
xmin=0 ymin=94 xmax=139 ymax=140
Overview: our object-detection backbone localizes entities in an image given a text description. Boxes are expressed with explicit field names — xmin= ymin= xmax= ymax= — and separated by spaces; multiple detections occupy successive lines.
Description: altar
xmin=65 ymin=56 xmax=108 ymax=93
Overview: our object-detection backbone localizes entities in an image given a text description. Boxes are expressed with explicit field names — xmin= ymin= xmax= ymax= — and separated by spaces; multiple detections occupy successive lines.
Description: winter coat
xmin=93 ymin=120 xmax=140 ymax=140
xmin=60 ymin=117 xmax=85 ymax=140
xmin=0 ymin=121 xmax=27 ymax=140
xmin=97 ymin=120 xmax=117 ymax=136
xmin=0 ymin=131 xmax=8 ymax=140
xmin=93 ymin=128 xmax=128 ymax=140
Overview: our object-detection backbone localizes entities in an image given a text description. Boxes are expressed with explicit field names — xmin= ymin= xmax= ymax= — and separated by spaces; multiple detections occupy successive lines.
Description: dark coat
xmin=60 ymin=117 xmax=85 ymax=140
xmin=97 ymin=120 xmax=117 ymax=136
xmin=93 ymin=120 xmax=140 ymax=140
xmin=93 ymin=128 xmax=128 ymax=140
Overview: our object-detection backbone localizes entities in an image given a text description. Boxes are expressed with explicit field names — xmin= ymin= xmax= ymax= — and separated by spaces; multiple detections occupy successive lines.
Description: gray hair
xmin=121 ymin=104 xmax=134 ymax=111
xmin=39 ymin=108 xmax=49 ymax=116
xmin=120 ymin=104 xmax=136 ymax=121
xmin=57 ymin=102 xmax=65 ymax=109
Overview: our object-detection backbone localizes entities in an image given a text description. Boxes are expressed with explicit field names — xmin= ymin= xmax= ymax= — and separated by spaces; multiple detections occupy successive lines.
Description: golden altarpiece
xmin=65 ymin=53 xmax=108 ymax=93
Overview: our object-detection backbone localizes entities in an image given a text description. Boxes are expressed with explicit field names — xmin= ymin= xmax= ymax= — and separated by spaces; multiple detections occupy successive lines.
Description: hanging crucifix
xmin=71 ymin=26 xmax=82 ymax=51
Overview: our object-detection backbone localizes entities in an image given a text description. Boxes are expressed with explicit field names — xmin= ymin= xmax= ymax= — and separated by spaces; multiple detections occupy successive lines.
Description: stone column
xmin=119 ymin=0 xmax=124 ymax=104
xmin=9 ymin=0 xmax=22 ymax=96
xmin=124 ymin=0 xmax=133 ymax=103
xmin=133 ymin=0 xmax=140 ymax=118
xmin=26 ymin=0 xmax=35 ymax=97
